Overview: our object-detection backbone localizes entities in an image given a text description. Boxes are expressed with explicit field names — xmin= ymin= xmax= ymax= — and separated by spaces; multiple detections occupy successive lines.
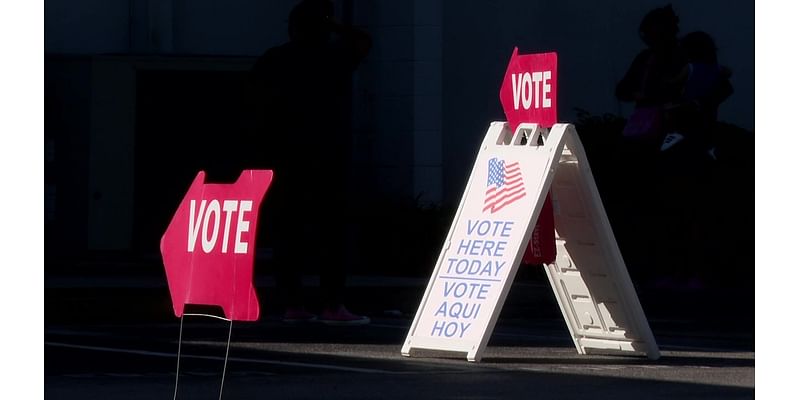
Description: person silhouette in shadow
xmin=248 ymin=0 xmax=371 ymax=324
xmin=663 ymin=30 xmax=733 ymax=158
xmin=656 ymin=30 xmax=734 ymax=289
xmin=614 ymin=4 xmax=687 ymax=285
xmin=616 ymin=4 xmax=686 ymax=149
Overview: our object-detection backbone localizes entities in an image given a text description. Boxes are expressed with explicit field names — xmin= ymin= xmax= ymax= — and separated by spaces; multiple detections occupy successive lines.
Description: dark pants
xmin=259 ymin=164 xmax=349 ymax=310
xmin=654 ymin=141 xmax=713 ymax=281
xmin=612 ymin=137 xmax=662 ymax=282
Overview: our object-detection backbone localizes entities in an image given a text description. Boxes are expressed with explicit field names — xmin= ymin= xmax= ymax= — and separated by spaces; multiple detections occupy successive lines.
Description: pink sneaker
xmin=319 ymin=305 xmax=370 ymax=326
xmin=282 ymin=307 xmax=317 ymax=323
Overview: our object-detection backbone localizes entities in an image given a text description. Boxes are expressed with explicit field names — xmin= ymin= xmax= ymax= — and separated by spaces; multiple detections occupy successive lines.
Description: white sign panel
xmin=403 ymin=122 xmax=562 ymax=361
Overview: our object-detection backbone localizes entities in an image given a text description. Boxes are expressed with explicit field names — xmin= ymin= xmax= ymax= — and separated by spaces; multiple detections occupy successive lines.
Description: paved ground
xmin=45 ymin=272 xmax=754 ymax=399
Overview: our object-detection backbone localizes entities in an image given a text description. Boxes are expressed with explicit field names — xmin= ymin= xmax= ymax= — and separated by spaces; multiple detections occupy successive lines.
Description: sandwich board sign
xmin=401 ymin=49 xmax=659 ymax=362
xmin=161 ymin=169 xmax=273 ymax=321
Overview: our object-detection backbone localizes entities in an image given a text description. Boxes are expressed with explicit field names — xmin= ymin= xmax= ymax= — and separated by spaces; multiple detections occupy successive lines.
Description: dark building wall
xmin=45 ymin=55 xmax=93 ymax=258
xmin=45 ymin=0 xmax=753 ymax=254
xmin=441 ymin=0 xmax=754 ymax=203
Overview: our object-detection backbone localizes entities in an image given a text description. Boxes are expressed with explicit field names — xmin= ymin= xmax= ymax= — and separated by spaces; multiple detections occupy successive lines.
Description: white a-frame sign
xmin=401 ymin=122 xmax=660 ymax=362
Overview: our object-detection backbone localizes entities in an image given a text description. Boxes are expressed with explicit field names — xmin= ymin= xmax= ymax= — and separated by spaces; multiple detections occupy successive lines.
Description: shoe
xmin=660 ymin=132 xmax=684 ymax=151
xmin=282 ymin=307 xmax=317 ymax=323
xmin=319 ymin=305 xmax=370 ymax=326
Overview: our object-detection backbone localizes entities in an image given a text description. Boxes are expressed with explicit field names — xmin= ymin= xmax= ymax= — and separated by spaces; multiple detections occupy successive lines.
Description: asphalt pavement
xmin=45 ymin=270 xmax=754 ymax=399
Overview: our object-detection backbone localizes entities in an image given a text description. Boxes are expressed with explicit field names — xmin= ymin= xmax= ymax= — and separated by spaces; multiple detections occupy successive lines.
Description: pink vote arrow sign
xmin=499 ymin=48 xmax=558 ymax=265
xmin=160 ymin=170 xmax=273 ymax=321
xmin=499 ymin=48 xmax=558 ymax=132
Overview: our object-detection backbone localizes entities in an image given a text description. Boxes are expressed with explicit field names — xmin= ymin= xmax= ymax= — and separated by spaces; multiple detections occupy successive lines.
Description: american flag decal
xmin=483 ymin=157 xmax=526 ymax=213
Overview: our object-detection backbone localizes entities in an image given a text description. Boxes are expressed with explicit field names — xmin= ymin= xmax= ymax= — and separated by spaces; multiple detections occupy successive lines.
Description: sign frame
xmin=401 ymin=122 xmax=660 ymax=361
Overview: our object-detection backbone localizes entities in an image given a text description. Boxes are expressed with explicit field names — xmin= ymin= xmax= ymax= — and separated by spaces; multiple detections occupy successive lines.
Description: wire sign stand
xmin=173 ymin=313 xmax=234 ymax=400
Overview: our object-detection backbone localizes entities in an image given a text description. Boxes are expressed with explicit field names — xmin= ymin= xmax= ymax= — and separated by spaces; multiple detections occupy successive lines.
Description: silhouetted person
xmin=663 ymin=31 xmax=733 ymax=157
xmin=616 ymin=4 xmax=686 ymax=148
xmin=248 ymin=0 xmax=371 ymax=324
xmin=614 ymin=4 xmax=687 ymax=283
xmin=656 ymin=30 xmax=733 ymax=289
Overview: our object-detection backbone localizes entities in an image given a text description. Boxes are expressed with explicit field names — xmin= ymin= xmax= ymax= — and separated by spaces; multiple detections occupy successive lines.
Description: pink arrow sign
xmin=499 ymin=48 xmax=558 ymax=265
xmin=499 ymin=48 xmax=558 ymax=132
xmin=160 ymin=170 xmax=273 ymax=321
